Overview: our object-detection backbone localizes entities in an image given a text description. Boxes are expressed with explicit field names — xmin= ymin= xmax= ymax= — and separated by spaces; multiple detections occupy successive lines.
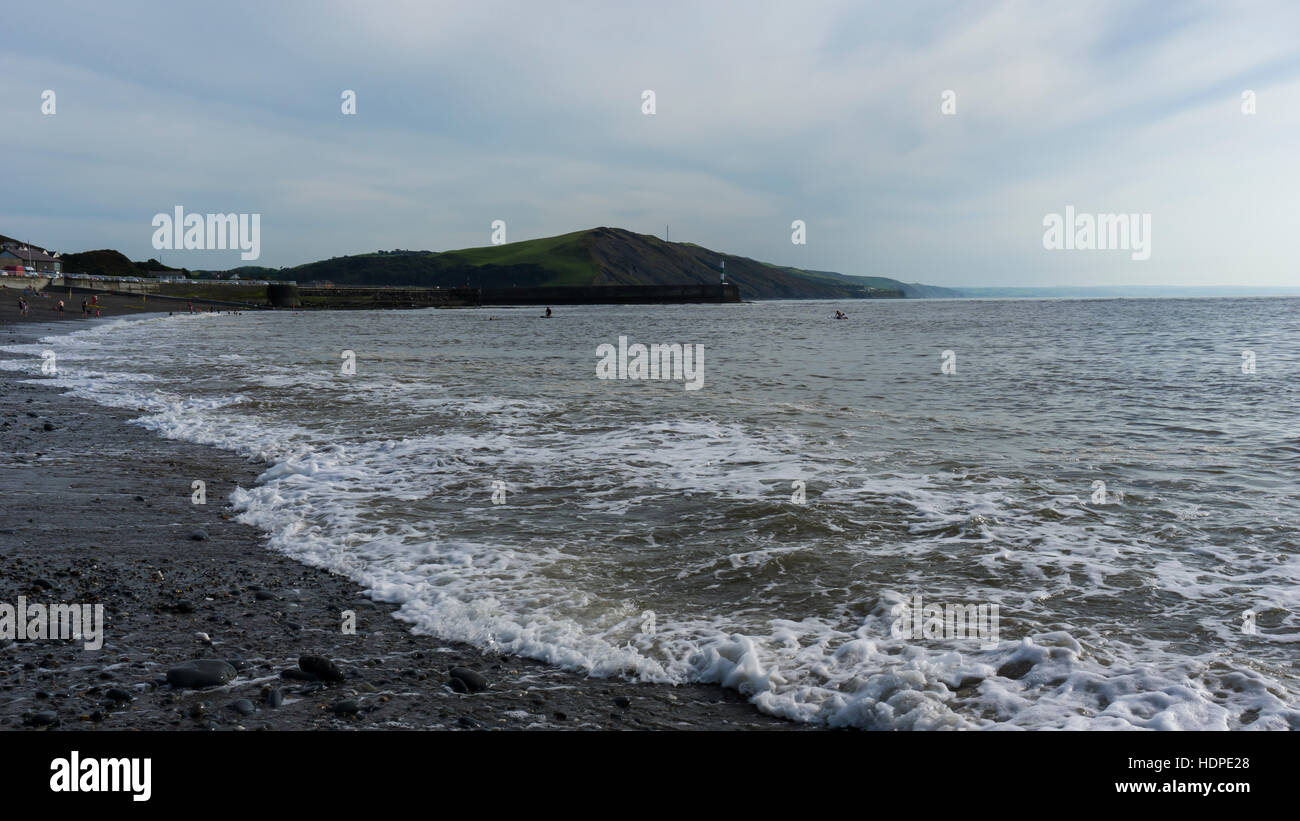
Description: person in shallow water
xmin=545 ymin=307 xmax=552 ymax=318
xmin=834 ymin=310 xmax=847 ymax=319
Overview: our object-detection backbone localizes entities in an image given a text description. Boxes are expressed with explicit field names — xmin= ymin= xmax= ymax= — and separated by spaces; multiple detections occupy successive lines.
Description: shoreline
xmin=0 ymin=309 xmax=807 ymax=731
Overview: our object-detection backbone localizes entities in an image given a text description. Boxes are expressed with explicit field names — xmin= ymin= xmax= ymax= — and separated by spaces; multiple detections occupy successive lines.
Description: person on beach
xmin=81 ymin=299 xmax=88 ymax=316
xmin=56 ymin=299 xmax=64 ymax=314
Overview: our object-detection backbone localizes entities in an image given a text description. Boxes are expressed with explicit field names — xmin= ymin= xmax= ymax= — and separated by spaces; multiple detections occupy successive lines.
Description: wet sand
xmin=1 ymin=285 xmax=255 ymax=323
xmin=0 ymin=304 xmax=806 ymax=731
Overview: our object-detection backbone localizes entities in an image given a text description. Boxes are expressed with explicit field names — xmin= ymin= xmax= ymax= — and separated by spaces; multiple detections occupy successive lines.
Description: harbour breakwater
xmin=289 ymin=283 xmax=741 ymax=308
xmin=26 ymin=276 xmax=742 ymax=309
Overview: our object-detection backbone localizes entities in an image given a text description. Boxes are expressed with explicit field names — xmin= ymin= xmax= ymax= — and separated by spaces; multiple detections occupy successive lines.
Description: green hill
xmin=60 ymin=249 xmax=182 ymax=277
xmin=253 ymin=227 xmax=956 ymax=299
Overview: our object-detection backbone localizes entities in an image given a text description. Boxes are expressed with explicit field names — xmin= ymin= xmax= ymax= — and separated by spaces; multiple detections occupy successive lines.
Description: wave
xmin=6 ymin=311 xmax=1299 ymax=730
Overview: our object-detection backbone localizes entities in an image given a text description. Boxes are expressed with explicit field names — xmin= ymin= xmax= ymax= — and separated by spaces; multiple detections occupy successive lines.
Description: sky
xmin=4 ymin=0 xmax=1300 ymax=287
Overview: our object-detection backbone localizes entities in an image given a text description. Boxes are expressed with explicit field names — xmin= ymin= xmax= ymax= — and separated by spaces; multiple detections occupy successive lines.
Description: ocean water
xmin=4 ymin=297 xmax=1299 ymax=730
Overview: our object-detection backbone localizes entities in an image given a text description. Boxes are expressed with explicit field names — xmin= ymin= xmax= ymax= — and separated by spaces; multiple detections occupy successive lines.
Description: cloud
xmin=4 ymin=0 xmax=1299 ymax=284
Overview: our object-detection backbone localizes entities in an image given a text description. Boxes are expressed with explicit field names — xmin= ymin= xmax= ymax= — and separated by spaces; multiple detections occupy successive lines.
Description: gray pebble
xmin=166 ymin=659 xmax=237 ymax=689
xmin=449 ymin=667 xmax=488 ymax=693
xmin=26 ymin=710 xmax=58 ymax=726
xmin=299 ymin=655 xmax=344 ymax=682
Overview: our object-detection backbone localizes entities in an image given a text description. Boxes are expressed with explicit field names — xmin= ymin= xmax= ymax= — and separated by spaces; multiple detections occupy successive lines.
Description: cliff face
xmin=582 ymin=228 xmax=894 ymax=297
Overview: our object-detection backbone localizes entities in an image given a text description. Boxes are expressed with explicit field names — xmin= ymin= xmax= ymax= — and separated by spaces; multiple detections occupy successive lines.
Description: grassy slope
xmin=279 ymin=233 xmax=594 ymax=289
xmin=437 ymin=230 xmax=596 ymax=286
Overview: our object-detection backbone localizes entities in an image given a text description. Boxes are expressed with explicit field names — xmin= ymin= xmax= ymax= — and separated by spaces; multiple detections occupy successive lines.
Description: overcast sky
xmin=5 ymin=0 xmax=1299 ymax=286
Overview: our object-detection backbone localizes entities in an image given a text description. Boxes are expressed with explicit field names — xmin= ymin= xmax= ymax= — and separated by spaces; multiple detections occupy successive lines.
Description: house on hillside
xmin=0 ymin=242 xmax=62 ymax=274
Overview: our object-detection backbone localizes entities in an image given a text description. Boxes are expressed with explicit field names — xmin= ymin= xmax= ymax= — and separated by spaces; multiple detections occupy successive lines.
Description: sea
xmin=4 ymin=296 xmax=1298 ymax=730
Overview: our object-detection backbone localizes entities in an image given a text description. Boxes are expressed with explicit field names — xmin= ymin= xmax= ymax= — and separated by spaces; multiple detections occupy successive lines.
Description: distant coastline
xmin=953 ymin=285 xmax=1300 ymax=299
